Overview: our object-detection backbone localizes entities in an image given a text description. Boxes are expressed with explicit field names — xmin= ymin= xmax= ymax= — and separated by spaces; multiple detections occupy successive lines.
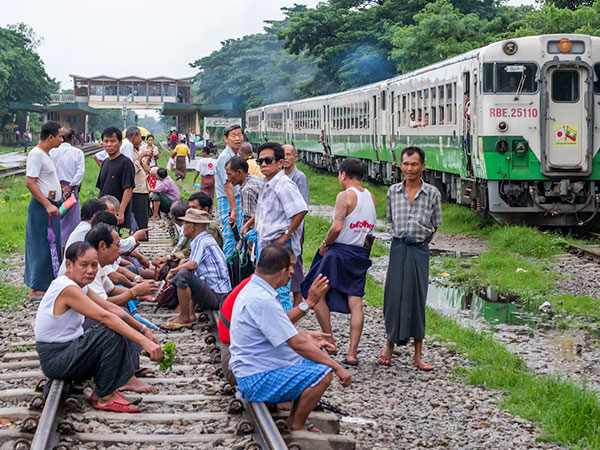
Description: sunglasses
xmin=257 ymin=157 xmax=278 ymax=165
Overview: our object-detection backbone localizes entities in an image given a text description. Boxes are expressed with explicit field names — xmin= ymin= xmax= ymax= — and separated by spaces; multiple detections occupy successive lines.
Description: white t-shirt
xmin=26 ymin=147 xmax=62 ymax=202
xmin=87 ymin=265 xmax=115 ymax=300
xmin=195 ymin=157 xmax=216 ymax=176
xmin=120 ymin=138 xmax=135 ymax=162
xmin=35 ymin=276 xmax=87 ymax=343
xmin=58 ymin=221 xmax=92 ymax=276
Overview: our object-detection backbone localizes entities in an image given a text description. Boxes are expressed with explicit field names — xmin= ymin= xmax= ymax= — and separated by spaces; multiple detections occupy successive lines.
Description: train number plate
xmin=489 ymin=107 xmax=538 ymax=118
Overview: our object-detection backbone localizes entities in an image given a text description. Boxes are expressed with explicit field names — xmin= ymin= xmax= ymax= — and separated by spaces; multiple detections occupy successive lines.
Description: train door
xmin=462 ymin=72 xmax=474 ymax=177
xmin=542 ymin=65 xmax=592 ymax=175
xmin=289 ymin=108 xmax=294 ymax=144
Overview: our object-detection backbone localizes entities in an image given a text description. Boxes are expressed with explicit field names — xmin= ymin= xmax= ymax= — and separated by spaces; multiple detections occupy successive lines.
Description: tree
xmin=190 ymin=8 xmax=317 ymax=118
xmin=88 ymin=109 xmax=136 ymax=134
xmin=513 ymin=1 xmax=600 ymax=36
xmin=0 ymin=25 xmax=57 ymax=127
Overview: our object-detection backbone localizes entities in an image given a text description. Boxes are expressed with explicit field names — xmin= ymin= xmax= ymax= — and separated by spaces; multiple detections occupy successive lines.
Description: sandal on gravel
xmin=377 ymin=349 xmax=392 ymax=366
xmin=93 ymin=398 xmax=140 ymax=413
xmin=414 ymin=362 xmax=434 ymax=371
xmin=135 ymin=367 xmax=155 ymax=378
xmin=326 ymin=348 xmax=338 ymax=356
xmin=115 ymin=391 xmax=142 ymax=405
xmin=159 ymin=322 xmax=192 ymax=331
xmin=305 ymin=422 xmax=322 ymax=433
xmin=343 ymin=358 xmax=359 ymax=366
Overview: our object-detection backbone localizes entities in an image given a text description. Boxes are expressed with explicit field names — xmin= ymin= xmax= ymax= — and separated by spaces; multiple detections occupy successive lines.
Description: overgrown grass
xmin=0 ymin=145 xmax=22 ymax=154
xmin=548 ymin=293 xmax=600 ymax=319
xmin=0 ymin=279 xmax=27 ymax=311
xmin=488 ymin=225 xmax=569 ymax=259
xmin=427 ymin=308 xmax=600 ymax=449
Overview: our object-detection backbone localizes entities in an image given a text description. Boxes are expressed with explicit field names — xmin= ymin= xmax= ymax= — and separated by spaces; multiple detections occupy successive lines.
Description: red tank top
xmin=218 ymin=276 xmax=252 ymax=344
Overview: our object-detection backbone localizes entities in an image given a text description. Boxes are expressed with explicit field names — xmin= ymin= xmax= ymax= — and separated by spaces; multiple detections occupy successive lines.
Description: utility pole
xmin=121 ymin=94 xmax=132 ymax=130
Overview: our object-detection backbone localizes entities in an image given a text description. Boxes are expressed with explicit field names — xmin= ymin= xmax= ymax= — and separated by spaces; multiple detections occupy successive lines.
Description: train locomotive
xmin=246 ymin=34 xmax=600 ymax=226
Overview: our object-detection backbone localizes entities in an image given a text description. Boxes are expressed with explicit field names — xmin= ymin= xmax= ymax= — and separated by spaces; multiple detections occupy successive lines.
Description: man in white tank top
xmin=305 ymin=158 xmax=376 ymax=366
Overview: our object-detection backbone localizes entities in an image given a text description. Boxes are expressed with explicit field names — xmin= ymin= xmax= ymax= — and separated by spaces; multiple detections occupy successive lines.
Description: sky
xmin=3 ymin=0 xmax=537 ymax=92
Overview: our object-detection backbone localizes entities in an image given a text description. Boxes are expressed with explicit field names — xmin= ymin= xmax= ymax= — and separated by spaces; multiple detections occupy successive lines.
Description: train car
xmin=246 ymin=34 xmax=600 ymax=226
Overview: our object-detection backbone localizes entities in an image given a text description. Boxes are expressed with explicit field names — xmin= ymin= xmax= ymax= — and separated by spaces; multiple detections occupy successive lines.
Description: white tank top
xmin=334 ymin=187 xmax=376 ymax=247
xmin=35 ymin=275 xmax=87 ymax=343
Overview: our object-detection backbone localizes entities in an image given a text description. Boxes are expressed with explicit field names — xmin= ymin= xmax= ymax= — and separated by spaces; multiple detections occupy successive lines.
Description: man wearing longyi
xmin=378 ymin=146 xmax=442 ymax=371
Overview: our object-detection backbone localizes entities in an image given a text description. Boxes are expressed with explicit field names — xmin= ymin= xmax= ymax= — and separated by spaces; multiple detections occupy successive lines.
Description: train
xmin=245 ymin=34 xmax=600 ymax=226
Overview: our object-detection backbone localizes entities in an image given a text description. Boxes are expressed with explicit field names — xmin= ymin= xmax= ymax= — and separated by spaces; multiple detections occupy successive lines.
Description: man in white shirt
xmin=241 ymin=142 xmax=308 ymax=312
xmin=120 ymin=126 xmax=142 ymax=162
xmin=50 ymin=128 xmax=86 ymax=250
xmin=24 ymin=121 xmax=63 ymax=300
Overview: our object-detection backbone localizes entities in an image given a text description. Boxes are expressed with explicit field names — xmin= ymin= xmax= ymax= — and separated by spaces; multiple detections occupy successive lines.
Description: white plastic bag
xmin=167 ymin=157 xmax=175 ymax=170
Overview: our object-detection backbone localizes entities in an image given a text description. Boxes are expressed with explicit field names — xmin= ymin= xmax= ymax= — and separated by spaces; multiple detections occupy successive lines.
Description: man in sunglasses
xmin=241 ymin=142 xmax=307 ymax=312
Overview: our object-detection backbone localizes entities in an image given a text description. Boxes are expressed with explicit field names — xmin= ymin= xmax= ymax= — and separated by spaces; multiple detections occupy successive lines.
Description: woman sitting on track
xmin=35 ymin=241 xmax=163 ymax=413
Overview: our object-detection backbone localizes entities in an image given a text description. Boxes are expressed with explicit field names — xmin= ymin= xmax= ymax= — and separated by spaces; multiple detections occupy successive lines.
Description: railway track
xmin=0 ymin=144 xmax=103 ymax=179
xmin=0 ymin=220 xmax=355 ymax=450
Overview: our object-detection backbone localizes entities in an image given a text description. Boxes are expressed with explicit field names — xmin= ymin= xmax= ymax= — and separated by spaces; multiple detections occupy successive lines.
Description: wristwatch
xmin=298 ymin=301 xmax=310 ymax=313
xmin=284 ymin=229 xmax=291 ymax=237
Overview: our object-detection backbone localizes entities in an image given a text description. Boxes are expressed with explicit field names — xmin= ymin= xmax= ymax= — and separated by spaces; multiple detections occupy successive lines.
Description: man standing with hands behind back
xmin=96 ymin=127 xmax=135 ymax=229
xmin=378 ymin=147 xmax=442 ymax=371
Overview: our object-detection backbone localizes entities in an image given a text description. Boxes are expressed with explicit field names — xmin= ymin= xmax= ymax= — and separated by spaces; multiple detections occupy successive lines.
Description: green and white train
xmin=246 ymin=34 xmax=600 ymax=226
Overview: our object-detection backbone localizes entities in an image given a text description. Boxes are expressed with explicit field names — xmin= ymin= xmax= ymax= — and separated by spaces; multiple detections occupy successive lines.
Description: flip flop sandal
xmin=377 ymin=349 xmax=392 ymax=367
xmin=414 ymin=362 xmax=434 ymax=372
xmin=326 ymin=349 xmax=338 ymax=356
xmin=343 ymin=358 xmax=359 ymax=366
xmin=93 ymin=398 xmax=140 ymax=413
xmin=159 ymin=322 xmax=192 ymax=332
xmin=115 ymin=391 xmax=143 ymax=406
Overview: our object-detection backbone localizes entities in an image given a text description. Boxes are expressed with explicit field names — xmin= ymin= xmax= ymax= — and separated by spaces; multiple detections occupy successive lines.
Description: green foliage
xmin=0 ymin=25 xmax=57 ymax=128
xmin=488 ymin=226 xmax=568 ymax=258
xmin=88 ymin=109 xmax=136 ymax=135
xmin=0 ymin=279 xmax=27 ymax=311
xmin=190 ymin=7 xmax=317 ymax=118
xmin=141 ymin=341 xmax=177 ymax=372
xmin=548 ymin=293 xmax=600 ymax=318
xmin=513 ymin=1 xmax=600 ymax=36
xmin=438 ymin=203 xmax=495 ymax=237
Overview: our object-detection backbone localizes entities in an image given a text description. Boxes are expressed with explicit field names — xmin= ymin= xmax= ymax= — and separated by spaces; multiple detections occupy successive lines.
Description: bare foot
xmin=288 ymin=421 xmax=322 ymax=433
xmin=167 ymin=315 xmax=195 ymax=326
xmin=120 ymin=376 xmax=159 ymax=393
xmin=29 ymin=289 xmax=45 ymax=299
xmin=414 ymin=359 xmax=434 ymax=371
xmin=150 ymin=215 xmax=159 ymax=221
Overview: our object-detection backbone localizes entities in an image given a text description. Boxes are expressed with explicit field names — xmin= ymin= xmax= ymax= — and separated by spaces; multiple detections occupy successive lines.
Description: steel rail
xmin=30 ymin=379 xmax=64 ymax=450
xmin=0 ymin=144 xmax=103 ymax=178
xmin=210 ymin=311 xmax=288 ymax=450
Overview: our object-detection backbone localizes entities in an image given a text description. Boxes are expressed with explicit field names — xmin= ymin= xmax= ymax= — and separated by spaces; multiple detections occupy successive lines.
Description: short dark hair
xmin=400 ymin=146 xmax=426 ymax=164
xmin=85 ymin=223 xmax=115 ymax=250
xmin=40 ymin=121 xmax=61 ymax=140
xmin=65 ymin=241 xmax=94 ymax=263
xmin=339 ymin=158 xmax=365 ymax=180
xmin=147 ymin=134 xmax=154 ymax=140
xmin=157 ymin=168 xmax=168 ymax=179
xmin=257 ymin=142 xmax=284 ymax=161
xmin=226 ymin=156 xmax=249 ymax=173
xmin=201 ymin=147 xmax=211 ymax=155
xmin=256 ymin=243 xmax=292 ymax=275
xmin=223 ymin=124 xmax=242 ymax=137
xmin=91 ymin=211 xmax=118 ymax=228
xmin=81 ymin=199 xmax=108 ymax=221
xmin=102 ymin=127 xmax=122 ymax=142
xmin=169 ymin=200 xmax=189 ymax=220
xmin=189 ymin=192 xmax=212 ymax=210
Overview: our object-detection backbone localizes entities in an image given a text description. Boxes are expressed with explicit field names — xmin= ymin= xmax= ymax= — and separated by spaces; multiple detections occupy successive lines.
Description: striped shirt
xmin=240 ymin=174 xmax=263 ymax=224
xmin=387 ymin=180 xmax=442 ymax=243
xmin=189 ymin=231 xmax=231 ymax=294
xmin=255 ymin=170 xmax=308 ymax=257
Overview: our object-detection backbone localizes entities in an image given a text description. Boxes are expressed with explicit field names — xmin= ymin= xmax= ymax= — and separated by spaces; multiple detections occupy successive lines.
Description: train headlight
xmin=503 ymin=41 xmax=518 ymax=55
xmin=497 ymin=121 xmax=508 ymax=132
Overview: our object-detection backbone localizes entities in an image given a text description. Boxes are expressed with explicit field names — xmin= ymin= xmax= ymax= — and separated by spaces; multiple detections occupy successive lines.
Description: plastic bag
xmin=167 ymin=157 xmax=175 ymax=170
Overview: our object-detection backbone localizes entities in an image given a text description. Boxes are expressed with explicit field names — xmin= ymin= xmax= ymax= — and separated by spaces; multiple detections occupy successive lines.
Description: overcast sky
xmin=3 ymin=0 xmax=536 ymax=90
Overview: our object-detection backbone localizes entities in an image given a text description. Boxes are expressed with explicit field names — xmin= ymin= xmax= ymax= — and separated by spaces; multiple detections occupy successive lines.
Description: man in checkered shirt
xmin=378 ymin=146 xmax=442 ymax=371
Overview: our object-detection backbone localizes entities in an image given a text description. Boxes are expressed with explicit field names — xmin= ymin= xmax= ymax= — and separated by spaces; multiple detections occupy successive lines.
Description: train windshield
xmin=482 ymin=63 xmax=538 ymax=93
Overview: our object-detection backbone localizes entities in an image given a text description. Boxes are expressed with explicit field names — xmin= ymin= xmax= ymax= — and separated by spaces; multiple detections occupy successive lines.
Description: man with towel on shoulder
xmin=302 ymin=158 xmax=376 ymax=366
xmin=377 ymin=146 xmax=442 ymax=371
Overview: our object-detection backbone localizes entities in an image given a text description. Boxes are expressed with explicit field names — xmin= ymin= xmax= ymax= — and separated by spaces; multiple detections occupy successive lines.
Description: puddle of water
xmin=428 ymin=284 xmax=538 ymax=327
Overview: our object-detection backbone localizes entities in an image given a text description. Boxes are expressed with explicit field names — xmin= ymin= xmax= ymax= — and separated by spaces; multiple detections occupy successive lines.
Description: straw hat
xmin=181 ymin=209 xmax=212 ymax=224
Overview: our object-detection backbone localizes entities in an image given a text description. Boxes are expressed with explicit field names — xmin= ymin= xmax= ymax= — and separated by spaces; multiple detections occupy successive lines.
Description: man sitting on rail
xmin=189 ymin=192 xmax=224 ymax=249
xmin=35 ymin=241 xmax=162 ymax=413
xmin=229 ymin=243 xmax=352 ymax=432
xmin=162 ymin=208 xmax=231 ymax=330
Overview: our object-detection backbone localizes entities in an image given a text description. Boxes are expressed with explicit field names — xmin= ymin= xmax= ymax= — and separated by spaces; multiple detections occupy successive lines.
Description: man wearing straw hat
xmin=161 ymin=209 xmax=231 ymax=330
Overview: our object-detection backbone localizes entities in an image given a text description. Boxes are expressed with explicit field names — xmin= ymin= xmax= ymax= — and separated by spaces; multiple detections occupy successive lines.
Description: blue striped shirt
xmin=189 ymin=231 xmax=231 ymax=294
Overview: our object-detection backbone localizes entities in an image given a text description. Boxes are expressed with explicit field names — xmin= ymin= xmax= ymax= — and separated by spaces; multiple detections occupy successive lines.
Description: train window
xmin=439 ymin=106 xmax=445 ymax=124
xmin=552 ymin=70 xmax=579 ymax=102
xmin=497 ymin=63 xmax=537 ymax=93
xmin=483 ymin=63 xmax=494 ymax=92
xmin=381 ymin=92 xmax=386 ymax=110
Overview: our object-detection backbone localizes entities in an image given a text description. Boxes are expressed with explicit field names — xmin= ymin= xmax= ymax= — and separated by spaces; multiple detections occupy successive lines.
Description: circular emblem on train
xmin=503 ymin=41 xmax=518 ymax=55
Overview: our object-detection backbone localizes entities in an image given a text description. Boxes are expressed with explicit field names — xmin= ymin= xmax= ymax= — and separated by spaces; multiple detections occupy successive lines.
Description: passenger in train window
xmin=408 ymin=112 xmax=418 ymax=128
xmin=422 ymin=113 xmax=429 ymax=127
